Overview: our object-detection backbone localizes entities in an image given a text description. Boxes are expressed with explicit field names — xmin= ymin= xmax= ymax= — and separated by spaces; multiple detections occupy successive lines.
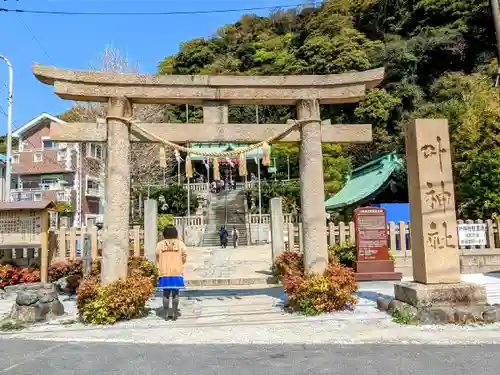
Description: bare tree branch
xmin=61 ymin=45 xmax=177 ymax=186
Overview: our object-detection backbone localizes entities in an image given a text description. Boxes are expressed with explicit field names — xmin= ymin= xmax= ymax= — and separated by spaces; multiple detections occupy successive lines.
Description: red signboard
xmin=354 ymin=207 xmax=389 ymax=262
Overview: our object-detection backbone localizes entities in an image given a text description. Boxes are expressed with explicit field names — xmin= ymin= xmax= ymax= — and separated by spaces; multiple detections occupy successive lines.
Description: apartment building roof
xmin=12 ymin=113 xmax=64 ymax=138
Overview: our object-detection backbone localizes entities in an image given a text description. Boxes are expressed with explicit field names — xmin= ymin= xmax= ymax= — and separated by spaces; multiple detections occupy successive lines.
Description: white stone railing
xmin=173 ymin=215 xmax=205 ymax=227
xmin=248 ymin=213 xmax=300 ymax=224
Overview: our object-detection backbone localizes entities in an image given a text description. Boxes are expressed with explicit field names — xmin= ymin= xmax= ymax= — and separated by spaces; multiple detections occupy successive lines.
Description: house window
xmin=19 ymin=141 xmax=29 ymax=152
xmin=40 ymin=178 xmax=57 ymax=190
xmin=11 ymin=155 xmax=19 ymax=164
xmin=42 ymin=137 xmax=55 ymax=150
xmin=57 ymin=150 xmax=66 ymax=162
xmin=85 ymin=214 xmax=101 ymax=227
xmin=33 ymin=152 xmax=42 ymax=163
xmin=86 ymin=143 xmax=103 ymax=160
xmin=33 ymin=192 xmax=42 ymax=201
xmin=56 ymin=191 xmax=69 ymax=202
xmin=86 ymin=177 xmax=100 ymax=195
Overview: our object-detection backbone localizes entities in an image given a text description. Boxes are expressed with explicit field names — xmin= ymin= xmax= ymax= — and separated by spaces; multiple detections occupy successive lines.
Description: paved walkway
xmin=184 ymin=245 xmax=273 ymax=285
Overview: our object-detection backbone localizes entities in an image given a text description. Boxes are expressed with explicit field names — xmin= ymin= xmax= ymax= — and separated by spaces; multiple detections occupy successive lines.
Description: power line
xmin=15 ymin=13 xmax=54 ymax=63
xmin=0 ymin=2 xmax=320 ymax=16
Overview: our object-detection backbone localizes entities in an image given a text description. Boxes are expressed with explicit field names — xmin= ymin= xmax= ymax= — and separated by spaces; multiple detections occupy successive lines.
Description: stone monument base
xmin=394 ymin=281 xmax=487 ymax=307
xmin=355 ymin=260 xmax=402 ymax=281
xmin=374 ymin=281 xmax=500 ymax=324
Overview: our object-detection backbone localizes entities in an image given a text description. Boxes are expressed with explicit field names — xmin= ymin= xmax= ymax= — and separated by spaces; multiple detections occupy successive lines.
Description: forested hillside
xmin=157 ymin=0 xmax=500 ymax=219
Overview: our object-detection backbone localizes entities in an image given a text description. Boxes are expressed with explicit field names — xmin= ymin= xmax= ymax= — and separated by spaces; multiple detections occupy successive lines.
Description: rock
xmin=376 ymin=297 xmax=390 ymax=311
xmin=4 ymin=282 xmax=58 ymax=296
xmin=453 ymin=306 xmax=484 ymax=324
xmin=0 ymin=289 xmax=5 ymax=300
xmin=16 ymin=291 xmax=40 ymax=306
xmin=483 ymin=306 xmax=500 ymax=322
xmin=53 ymin=275 xmax=82 ymax=295
xmin=8 ymin=283 xmax=64 ymax=324
xmin=388 ymin=299 xmax=404 ymax=313
xmin=417 ymin=306 xmax=455 ymax=324
xmin=386 ymin=299 xmax=418 ymax=317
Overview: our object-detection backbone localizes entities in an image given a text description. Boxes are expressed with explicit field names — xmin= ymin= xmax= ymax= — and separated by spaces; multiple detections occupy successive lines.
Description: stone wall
xmin=395 ymin=250 xmax=500 ymax=277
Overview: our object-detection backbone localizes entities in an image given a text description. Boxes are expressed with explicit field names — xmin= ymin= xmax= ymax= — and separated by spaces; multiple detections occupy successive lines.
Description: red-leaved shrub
xmin=274 ymin=251 xmax=304 ymax=279
xmin=283 ymin=262 xmax=358 ymax=315
xmin=0 ymin=256 xmax=152 ymax=290
xmin=0 ymin=264 xmax=40 ymax=288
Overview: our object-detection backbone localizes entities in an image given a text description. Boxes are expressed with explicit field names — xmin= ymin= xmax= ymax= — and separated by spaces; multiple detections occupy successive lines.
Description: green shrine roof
xmin=189 ymin=143 xmax=266 ymax=161
xmin=324 ymin=152 xmax=403 ymax=210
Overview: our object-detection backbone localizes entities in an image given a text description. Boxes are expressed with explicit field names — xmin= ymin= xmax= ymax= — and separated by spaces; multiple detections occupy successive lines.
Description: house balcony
xmin=85 ymin=187 xmax=104 ymax=197
xmin=10 ymin=189 xmax=72 ymax=203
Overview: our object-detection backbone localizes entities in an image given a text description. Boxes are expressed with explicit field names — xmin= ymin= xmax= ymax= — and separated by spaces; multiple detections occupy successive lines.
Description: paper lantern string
xmin=213 ymin=157 xmax=220 ymax=180
xmin=185 ymin=154 xmax=193 ymax=178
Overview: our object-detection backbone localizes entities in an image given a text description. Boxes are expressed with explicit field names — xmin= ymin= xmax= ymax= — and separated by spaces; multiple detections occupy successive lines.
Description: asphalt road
xmin=1 ymin=339 xmax=499 ymax=374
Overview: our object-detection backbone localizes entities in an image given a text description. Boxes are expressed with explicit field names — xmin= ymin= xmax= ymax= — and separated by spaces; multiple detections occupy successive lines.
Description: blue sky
xmin=0 ymin=0 xmax=302 ymax=134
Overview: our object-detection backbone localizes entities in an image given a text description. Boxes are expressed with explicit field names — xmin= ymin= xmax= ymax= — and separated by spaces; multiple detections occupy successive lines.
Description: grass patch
xmin=0 ymin=319 xmax=26 ymax=331
xmin=392 ymin=308 xmax=419 ymax=325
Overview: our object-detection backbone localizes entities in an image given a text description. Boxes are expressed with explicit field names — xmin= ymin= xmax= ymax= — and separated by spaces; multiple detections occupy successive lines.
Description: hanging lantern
xmin=159 ymin=147 xmax=166 ymax=168
xmin=213 ymin=157 xmax=220 ymax=180
xmin=262 ymin=142 xmax=271 ymax=167
xmin=238 ymin=152 xmax=247 ymax=177
xmin=185 ymin=153 xmax=193 ymax=178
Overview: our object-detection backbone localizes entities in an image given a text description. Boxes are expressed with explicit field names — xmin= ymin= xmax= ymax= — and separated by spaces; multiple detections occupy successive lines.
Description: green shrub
xmin=127 ymin=256 xmax=159 ymax=287
xmin=77 ymin=275 xmax=154 ymax=325
xmin=328 ymin=242 xmax=397 ymax=266
xmin=157 ymin=214 xmax=174 ymax=232
xmin=327 ymin=242 xmax=356 ymax=268
xmin=283 ymin=262 xmax=358 ymax=315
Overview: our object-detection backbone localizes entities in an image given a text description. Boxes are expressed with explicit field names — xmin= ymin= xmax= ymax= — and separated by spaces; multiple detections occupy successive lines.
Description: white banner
xmin=457 ymin=223 xmax=487 ymax=247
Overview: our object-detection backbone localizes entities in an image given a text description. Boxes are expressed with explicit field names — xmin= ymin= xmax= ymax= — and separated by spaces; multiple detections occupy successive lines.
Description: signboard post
xmin=82 ymin=233 xmax=92 ymax=277
xmin=457 ymin=223 xmax=488 ymax=247
xmin=0 ymin=201 xmax=55 ymax=282
xmin=354 ymin=207 xmax=402 ymax=281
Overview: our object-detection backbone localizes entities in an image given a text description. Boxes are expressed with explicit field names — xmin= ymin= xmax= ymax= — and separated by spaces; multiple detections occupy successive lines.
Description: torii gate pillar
xmin=102 ymin=97 xmax=132 ymax=283
xmin=298 ymin=100 xmax=328 ymax=273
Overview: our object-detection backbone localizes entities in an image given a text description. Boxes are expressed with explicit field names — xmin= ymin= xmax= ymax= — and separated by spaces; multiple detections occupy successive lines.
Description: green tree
xmin=411 ymin=73 xmax=500 ymax=218
xmin=147 ymin=0 xmax=500 ymax=216
xmin=149 ymin=184 xmax=200 ymax=217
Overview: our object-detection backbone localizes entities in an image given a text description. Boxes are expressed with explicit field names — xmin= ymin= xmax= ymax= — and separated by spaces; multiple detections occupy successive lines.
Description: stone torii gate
xmin=33 ymin=64 xmax=384 ymax=284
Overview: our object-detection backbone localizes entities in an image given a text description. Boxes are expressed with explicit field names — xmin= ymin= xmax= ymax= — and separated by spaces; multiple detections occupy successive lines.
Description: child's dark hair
xmin=163 ymin=226 xmax=178 ymax=239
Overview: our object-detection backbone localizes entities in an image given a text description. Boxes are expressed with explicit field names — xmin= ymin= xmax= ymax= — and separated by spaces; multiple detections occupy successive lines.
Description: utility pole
xmin=256 ymin=105 xmax=263 ymax=244
xmin=490 ymin=0 xmax=500 ymax=86
xmin=0 ymin=56 xmax=13 ymax=201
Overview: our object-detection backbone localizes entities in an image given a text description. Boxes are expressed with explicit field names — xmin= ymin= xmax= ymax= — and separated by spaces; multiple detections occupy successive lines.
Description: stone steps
xmin=185 ymin=277 xmax=275 ymax=287
xmin=142 ymin=288 xmax=389 ymax=327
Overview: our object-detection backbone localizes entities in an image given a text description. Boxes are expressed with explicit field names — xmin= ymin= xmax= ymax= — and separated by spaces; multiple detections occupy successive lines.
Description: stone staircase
xmin=203 ymin=189 xmax=248 ymax=247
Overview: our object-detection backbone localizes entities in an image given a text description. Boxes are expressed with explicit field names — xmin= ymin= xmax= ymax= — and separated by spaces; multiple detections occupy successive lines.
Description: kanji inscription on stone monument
xmin=405 ymin=119 xmax=460 ymax=284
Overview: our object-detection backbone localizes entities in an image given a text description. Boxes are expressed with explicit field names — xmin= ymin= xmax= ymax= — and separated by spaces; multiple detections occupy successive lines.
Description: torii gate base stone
xmin=34 ymin=64 xmax=384 ymax=284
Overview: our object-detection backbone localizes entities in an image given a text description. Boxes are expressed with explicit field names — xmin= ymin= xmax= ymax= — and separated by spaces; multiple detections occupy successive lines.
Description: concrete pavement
xmin=184 ymin=245 xmax=275 ymax=286
xmin=1 ymin=339 xmax=500 ymax=374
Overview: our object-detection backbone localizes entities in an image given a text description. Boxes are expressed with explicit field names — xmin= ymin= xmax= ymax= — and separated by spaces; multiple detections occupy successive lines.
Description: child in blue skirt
xmin=156 ymin=226 xmax=187 ymax=321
